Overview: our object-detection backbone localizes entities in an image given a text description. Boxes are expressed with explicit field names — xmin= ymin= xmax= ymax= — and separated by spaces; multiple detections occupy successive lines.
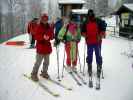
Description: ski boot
xmin=87 ymin=64 xmax=93 ymax=88
xmin=40 ymin=71 xmax=50 ymax=79
xmin=66 ymin=66 xmax=72 ymax=73
xmin=72 ymin=66 xmax=77 ymax=72
xmin=88 ymin=76 xmax=93 ymax=88
xmin=31 ymin=72 xmax=39 ymax=82
xmin=96 ymin=77 xmax=100 ymax=90
xmin=87 ymin=64 xmax=93 ymax=87
xmin=96 ymin=64 xmax=102 ymax=90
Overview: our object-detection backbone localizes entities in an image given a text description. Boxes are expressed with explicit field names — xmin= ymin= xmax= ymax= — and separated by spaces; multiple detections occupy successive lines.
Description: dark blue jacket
xmin=55 ymin=19 xmax=63 ymax=39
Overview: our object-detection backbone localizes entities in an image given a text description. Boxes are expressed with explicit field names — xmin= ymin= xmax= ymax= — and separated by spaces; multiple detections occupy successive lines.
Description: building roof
xmin=71 ymin=9 xmax=88 ymax=14
xmin=123 ymin=3 xmax=133 ymax=11
xmin=114 ymin=3 xmax=133 ymax=15
xmin=58 ymin=0 xmax=85 ymax=4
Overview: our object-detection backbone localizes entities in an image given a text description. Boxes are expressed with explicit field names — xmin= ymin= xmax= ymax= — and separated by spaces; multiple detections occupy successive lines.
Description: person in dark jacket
xmin=54 ymin=16 xmax=65 ymax=46
xmin=27 ymin=18 xmax=38 ymax=48
xmin=31 ymin=14 xmax=54 ymax=81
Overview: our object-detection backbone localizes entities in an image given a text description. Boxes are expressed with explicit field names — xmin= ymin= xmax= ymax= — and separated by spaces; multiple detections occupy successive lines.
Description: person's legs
xmin=86 ymin=45 xmax=93 ymax=77
xmin=94 ymin=44 xmax=102 ymax=78
xmin=65 ymin=42 xmax=71 ymax=66
xmin=72 ymin=42 xmax=78 ymax=72
xmin=87 ymin=44 xmax=94 ymax=88
xmin=40 ymin=54 xmax=50 ymax=79
xmin=31 ymin=53 xmax=43 ymax=81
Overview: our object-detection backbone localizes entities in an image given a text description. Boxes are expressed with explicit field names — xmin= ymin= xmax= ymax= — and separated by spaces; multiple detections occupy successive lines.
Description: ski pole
xmin=101 ymin=68 xmax=104 ymax=79
xmin=99 ymin=43 xmax=104 ymax=79
xmin=56 ymin=45 xmax=61 ymax=81
xmin=128 ymin=38 xmax=133 ymax=57
xmin=61 ymin=46 xmax=66 ymax=78
xmin=82 ymin=40 xmax=86 ymax=76
xmin=77 ymin=47 xmax=82 ymax=73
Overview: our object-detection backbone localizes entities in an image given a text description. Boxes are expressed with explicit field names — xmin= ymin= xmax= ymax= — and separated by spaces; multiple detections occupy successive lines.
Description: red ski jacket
xmin=85 ymin=20 xmax=105 ymax=45
xmin=34 ymin=23 xmax=54 ymax=54
xmin=85 ymin=21 xmax=99 ymax=44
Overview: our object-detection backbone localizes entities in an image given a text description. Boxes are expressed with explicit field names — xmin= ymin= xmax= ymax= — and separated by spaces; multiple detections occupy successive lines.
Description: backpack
xmin=96 ymin=18 xmax=107 ymax=32
xmin=81 ymin=17 xmax=107 ymax=33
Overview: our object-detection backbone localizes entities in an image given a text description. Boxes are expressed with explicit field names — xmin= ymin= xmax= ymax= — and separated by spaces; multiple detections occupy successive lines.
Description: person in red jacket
xmin=31 ymin=14 xmax=54 ymax=81
xmin=27 ymin=18 xmax=38 ymax=48
xmin=82 ymin=9 xmax=106 ymax=90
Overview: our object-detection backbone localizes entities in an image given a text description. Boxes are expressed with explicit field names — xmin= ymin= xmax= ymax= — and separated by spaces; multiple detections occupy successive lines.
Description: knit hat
xmin=87 ymin=9 xmax=95 ymax=17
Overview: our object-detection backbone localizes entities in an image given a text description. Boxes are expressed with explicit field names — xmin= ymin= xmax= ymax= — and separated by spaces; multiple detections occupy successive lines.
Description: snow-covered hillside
xmin=0 ymin=33 xmax=133 ymax=100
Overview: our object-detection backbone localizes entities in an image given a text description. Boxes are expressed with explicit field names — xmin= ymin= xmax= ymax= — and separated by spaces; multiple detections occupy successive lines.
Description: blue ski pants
xmin=86 ymin=44 xmax=102 ymax=65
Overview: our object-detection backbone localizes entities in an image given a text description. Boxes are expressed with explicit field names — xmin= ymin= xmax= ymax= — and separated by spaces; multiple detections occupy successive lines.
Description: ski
xmin=23 ymin=74 xmax=60 ymax=97
xmin=73 ymin=71 xmax=87 ymax=85
xmin=64 ymin=66 xmax=82 ymax=86
xmin=40 ymin=76 xmax=72 ymax=91
xmin=68 ymin=72 xmax=82 ymax=86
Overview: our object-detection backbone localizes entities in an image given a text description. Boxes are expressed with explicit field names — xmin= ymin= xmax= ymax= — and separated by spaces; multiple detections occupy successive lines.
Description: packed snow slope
xmin=0 ymin=33 xmax=133 ymax=100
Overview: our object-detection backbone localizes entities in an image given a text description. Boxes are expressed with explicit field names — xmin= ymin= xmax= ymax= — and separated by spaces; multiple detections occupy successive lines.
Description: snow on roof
xmin=123 ymin=3 xmax=133 ymax=11
xmin=58 ymin=0 xmax=85 ymax=4
xmin=71 ymin=9 xmax=88 ymax=14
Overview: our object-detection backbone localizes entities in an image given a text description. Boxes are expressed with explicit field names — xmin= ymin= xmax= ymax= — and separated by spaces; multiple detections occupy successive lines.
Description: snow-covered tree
xmin=84 ymin=0 xmax=96 ymax=10
xmin=0 ymin=1 xmax=2 ymax=34
xmin=95 ymin=0 xmax=108 ymax=16
xmin=84 ymin=0 xmax=109 ymax=16
xmin=28 ymin=0 xmax=42 ymax=19
xmin=123 ymin=0 xmax=133 ymax=3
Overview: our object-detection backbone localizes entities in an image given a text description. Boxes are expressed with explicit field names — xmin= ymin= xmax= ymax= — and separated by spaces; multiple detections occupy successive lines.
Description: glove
xmin=54 ymin=39 xmax=60 ymax=47
xmin=71 ymin=38 xmax=80 ymax=42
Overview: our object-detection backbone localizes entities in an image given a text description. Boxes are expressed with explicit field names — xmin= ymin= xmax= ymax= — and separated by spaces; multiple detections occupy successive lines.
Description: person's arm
xmin=27 ymin=22 xmax=31 ymax=34
xmin=100 ymin=31 xmax=106 ymax=38
xmin=76 ymin=27 xmax=81 ymax=42
xmin=44 ymin=26 xmax=54 ymax=41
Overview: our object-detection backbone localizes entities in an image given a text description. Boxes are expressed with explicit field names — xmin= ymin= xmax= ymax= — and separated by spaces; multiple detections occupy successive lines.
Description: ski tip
xmin=53 ymin=94 xmax=60 ymax=97
xmin=84 ymin=82 xmax=87 ymax=85
xmin=57 ymin=78 xmax=61 ymax=81
xmin=23 ymin=74 xmax=30 ymax=78
xmin=96 ymin=87 xmax=100 ymax=90
xmin=68 ymin=88 xmax=73 ymax=91
xmin=23 ymin=74 xmax=29 ymax=78
xmin=78 ymin=83 xmax=82 ymax=86
xmin=23 ymin=74 xmax=26 ymax=76
xmin=102 ymin=77 xmax=104 ymax=79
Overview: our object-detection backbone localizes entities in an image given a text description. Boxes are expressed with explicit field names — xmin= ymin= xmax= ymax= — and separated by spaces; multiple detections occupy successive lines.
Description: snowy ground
xmin=0 ymin=33 xmax=133 ymax=100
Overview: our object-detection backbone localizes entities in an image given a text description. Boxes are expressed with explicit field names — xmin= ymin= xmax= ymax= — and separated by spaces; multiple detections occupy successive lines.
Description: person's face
xmin=41 ymin=19 xmax=48 ymax=24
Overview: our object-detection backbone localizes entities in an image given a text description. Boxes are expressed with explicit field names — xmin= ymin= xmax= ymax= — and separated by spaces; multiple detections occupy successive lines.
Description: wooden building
xmin=58 ymin=0 xmax=85 ymax=17
xmin=115 ymin=3 xmax=133 ymax=38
